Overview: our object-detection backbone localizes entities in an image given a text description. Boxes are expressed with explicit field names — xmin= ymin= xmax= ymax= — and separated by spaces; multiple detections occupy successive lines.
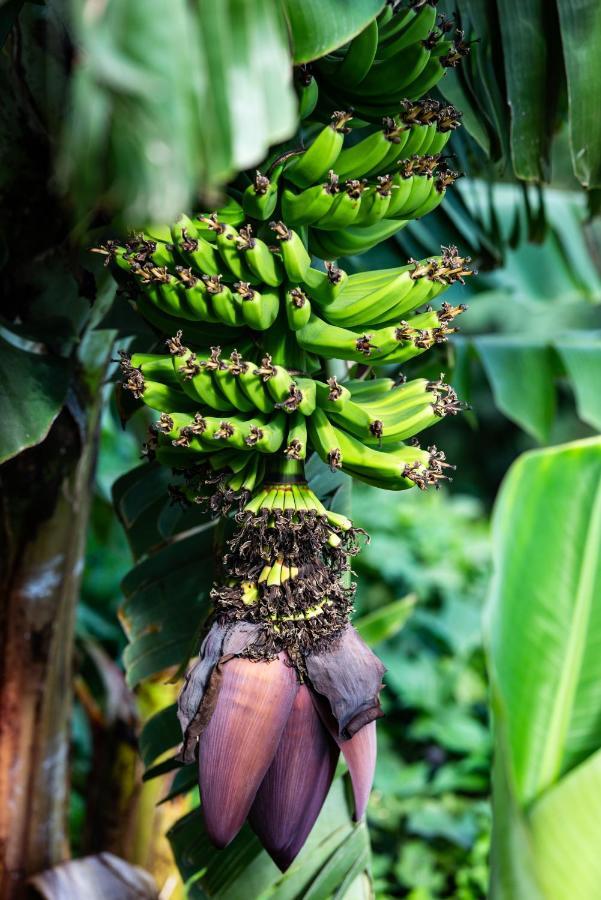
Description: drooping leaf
xmin=556 ymin=0 xmax=601 ymax=188
xmin=495 ymin=0 xmax=558 ymax=181
xmin=473 ymin=337 xmax=556 ymax=443
xmin=139 ymin=703 xmax=180 ymax=769
xmin=354 ymin=594 xmax=417 ymax=646
xmin=28 ymin=852 xmax=158 ymax=899
xmin=0 ymin=335 xmax=72 ymax=464
xmin=63 ymin=0 xmax=297 ymax=225
xmin=281 ymin=0 xmax=385 ymax=64
xmin=119 ymin=528 xmax=216 ymax=686
xmin=555 ymin=337 xmax=601 ymax=432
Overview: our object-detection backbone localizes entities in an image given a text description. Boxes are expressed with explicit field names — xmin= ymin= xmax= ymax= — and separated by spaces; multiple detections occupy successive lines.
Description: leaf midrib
xmin=535 ymin=475 xmax=601 ymax=797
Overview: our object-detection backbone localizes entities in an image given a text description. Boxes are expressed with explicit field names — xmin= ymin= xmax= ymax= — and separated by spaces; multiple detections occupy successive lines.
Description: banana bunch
xmin=308 ymin=1 xmax=471 ymax=121
xmin=101 ymin=0 xmax=475 ymax=504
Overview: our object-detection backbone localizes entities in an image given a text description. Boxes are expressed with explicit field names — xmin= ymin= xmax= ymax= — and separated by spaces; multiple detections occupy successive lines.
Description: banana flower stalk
xmin=177 ymin=473 xmax=385 ymax=870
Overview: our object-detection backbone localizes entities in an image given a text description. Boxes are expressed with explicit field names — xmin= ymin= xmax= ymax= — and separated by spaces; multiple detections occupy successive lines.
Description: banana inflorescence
xmin=98 ymin=0 xmax=474 ymax=601
xmin=102 ymin=0 xmax=479 ymax=867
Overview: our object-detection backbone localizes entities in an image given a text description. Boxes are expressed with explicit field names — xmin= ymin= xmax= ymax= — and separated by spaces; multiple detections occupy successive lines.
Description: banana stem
xmin=264 ymin=456 xmax=305 ymax=484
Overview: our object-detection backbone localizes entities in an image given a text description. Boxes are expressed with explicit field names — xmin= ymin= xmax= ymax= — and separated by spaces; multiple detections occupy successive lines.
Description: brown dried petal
xmin=304 ymin=625 xmax=385 ymax=739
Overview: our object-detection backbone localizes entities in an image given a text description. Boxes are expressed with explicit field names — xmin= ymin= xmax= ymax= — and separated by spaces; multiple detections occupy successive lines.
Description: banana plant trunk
xmin=0 ymin=333 xmax=113 ymax=899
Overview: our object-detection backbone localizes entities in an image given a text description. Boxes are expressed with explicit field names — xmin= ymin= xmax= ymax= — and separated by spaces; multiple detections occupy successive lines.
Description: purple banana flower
xmin=177 ymin=620 xmax=384 ymax=871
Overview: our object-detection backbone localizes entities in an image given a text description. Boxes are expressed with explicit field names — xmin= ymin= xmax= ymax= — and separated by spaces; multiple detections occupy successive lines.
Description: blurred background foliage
xmin=2 ymin=0 xmax=601 ymax=896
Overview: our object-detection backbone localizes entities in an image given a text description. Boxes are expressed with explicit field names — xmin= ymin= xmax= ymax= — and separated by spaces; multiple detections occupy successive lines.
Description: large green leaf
xmin=472 ymin=337 xmax=557 ymax=443
xmin=486 ymin=437 xmax=601 ymax=806
xmin=487 ymin=438 xmax=601 ymax=896
xmin=168 ymin=777 xmax=370 ymax=899
xmin=557 ymin=0 xmax=601 ymax=188
xmin=0 ymin=335 xmax=72 ymax=464
xmin=555 ymin=337 xmax=601 ymax=431
xmin=63 ymin=0 xmax=296 ymax=224
xmin=281 ymin=0 xmax=384 ymax=64
xmin=119 ymin=528 xmax=216 ymax=686
xmin=529 ymin=746 xmax=601 ymax=899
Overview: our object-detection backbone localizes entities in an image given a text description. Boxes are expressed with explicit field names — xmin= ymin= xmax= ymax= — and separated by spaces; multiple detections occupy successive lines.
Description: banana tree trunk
xmin=0 ymin=333 xmax=114 ymax=900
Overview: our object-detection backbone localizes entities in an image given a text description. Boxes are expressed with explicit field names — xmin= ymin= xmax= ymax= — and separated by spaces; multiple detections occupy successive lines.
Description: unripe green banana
xmin=284 ymin=410 xmax=308 ymax=460
xmin=335 ymin=18 xmax=379 ymax=87
xmin=281 ymin=171 xmax=340 ymax=226
xmin=138 ymin=380 xmax=198 ymax=414
xmin=284 ymin=110 xmax=353 ymax=188
xmin=129 ymin=353 xmax=179 ymax=386
xmin=333 ymin=118 xmax=404 ymax=179
xmin=175 ymin=268 xmax=220 ymax=322
xmin=234 ymin=281 xmax=280 ymax=331
xmin=202 ymin=275 xmax=243 ymax=327
xmin=296 ymin=68 xmax=319 ymax=119
xmin=269 ymin=221 xmax=311 ymax=282
xmin=351 ymin=175 xmax=393 ymax=226
xmin=212 ymin=361 xmax=257 ymax=413
xmin=201 ymin=216 xmax=259 ymax=283
xmin=313 ymin=179 xmax=365 ymax=229
xmin=242 ymin=165 xmax=284 ymax=221
xmin=309 ymin=218 xmax=406 ymax=260
xmin=171 ymin=215 xmax=221 ymax=275
xmin=307 ymin=408 xmax=343 ymax=472
xmin=296 ymin=314 xmax=382 ymax=363
xmin=171 ymin=345 xmax=235 ymax=412
xmin=302 ymin=263 xmax=348 ymax=305
xmin=285 ymin=286 xmax=312 ymax=331
xmin=376 ymin=3 xmax=437 ymax=59
xmin=238 ymin=360 xmax=274 ymax=414
xmin=235 ymin=224 xmax=283 ymax=287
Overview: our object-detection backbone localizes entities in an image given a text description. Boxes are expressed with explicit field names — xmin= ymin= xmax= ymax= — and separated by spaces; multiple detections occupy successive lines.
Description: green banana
xmin=242 ymin=166 xmax=283 ymax=221
xmin=334 ymin=18 xmax=379 ymax=87
xmin=313 ymin=179 xmax=365 ymax=229
xmin=171 ymin=215 xmax=221 ymax=275
xmin=285 ymin=110 xmax=353 ymax=188
xmin=352 ymin=175 xmax=393 ymax=226
xmin=284 ymin=410 xmax=308 ymax=460
xmin=175 ymin=268 xmax=220 ymax=322
xmin=347 ymin=377 xmax=396 ymax=401
xmin=309 ymin=217 xmax=406 ymax=259
xmin=201 ymin=216 xmax=259 ymax=283
xmin=281 ymin=172 xmax=340 ymax=226
xmin=285 ymin=286 xmax=312 ymax=331
xmin=202 ymin=275 xmax=243 ymax=327
xmin=306 ymin=407 xmax=343 ymax=471
xmin=352 ymin=42 xmax=431 ymax=98
xmin=138 ymin=380 xmax=198 ymax=414
xmin=213 ymin=362 xmax=256 ymax=413
xmin=296 ymin=314 xmax=382 ymax=363
xmin=296 ymin=69 xmax=319 ymax=119
xmin=302 ymin=263 xmax=348 ymax=305
xmin=237 ymin=360 xmax=274 ymax=414
xmin=234 ymin=281 xmax=280 ymax=331
xmin=333 ymin=118 xmax=404 ymax=179
xmin=171 ymin=346 xmax=235 ymax=412
xmin=235 ymin=225 xmax=283 ymax=286
xmin=129 ymin=353 xmax=179 ymax=386
xmin=270 ymin=221 xmax=311 ymax=281
xmin=376 ymin=3 xmax=437 ymax=59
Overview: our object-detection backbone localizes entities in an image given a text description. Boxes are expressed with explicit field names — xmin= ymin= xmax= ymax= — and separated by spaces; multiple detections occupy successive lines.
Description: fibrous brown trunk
xmin=0 ymin=334 xmax=113 ymax=899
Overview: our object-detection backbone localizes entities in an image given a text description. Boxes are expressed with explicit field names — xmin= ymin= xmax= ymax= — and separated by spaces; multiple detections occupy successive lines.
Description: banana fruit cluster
xmin=101 ymin=0 xmax=473 ymax=502
xmin=302 ymin=1 xmax=471 ymax=121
